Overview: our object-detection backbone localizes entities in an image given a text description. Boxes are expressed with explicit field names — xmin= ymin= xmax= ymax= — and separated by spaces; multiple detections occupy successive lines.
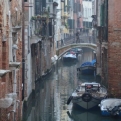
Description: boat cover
xmin=81 ymin=59 xmax=96 ymax=67
xmin=91 ymin=59 xmax=96 ymax=65
xmin=81 ymin=62 xmax=94 ymax=67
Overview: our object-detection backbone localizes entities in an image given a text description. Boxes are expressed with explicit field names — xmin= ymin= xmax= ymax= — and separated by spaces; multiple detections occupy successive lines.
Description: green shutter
xmin=68 ymin=19 xmax=74 ymax=29
xmin=100 ymin=3 xmax=104 ymax=26
xmin=42 ymin=0 xmax=46 ymax=9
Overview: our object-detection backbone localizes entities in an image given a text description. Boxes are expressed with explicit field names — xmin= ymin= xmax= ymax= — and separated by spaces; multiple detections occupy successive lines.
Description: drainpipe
xmin=7 ymin=110 xmax=15 ymax=121
xmin=22 ymin=0 xmax=25 ymax=100
xmin=106 ymin=0 xmax=109 ymax=88
xmin=16 ymin=100 xmax=20 ymax=119
xmin=13 ymin=70 xmax=17 ymax=112
xmin=8 ymin=10 xmax=13 ymax=62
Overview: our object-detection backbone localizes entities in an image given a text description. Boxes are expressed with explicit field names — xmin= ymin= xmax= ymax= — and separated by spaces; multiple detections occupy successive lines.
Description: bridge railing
xmin=58 ymin=34 xmax=96 ymax=49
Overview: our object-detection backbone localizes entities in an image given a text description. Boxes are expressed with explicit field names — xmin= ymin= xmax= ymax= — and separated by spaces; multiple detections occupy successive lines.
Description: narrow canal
xmin=23 ymin=48 xmax=121 ymax=121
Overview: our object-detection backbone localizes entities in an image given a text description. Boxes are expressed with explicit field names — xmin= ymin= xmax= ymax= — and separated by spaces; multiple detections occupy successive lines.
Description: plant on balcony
xmin=47 ymin=6 xmax=50 ymax=13
xmin=37 ymin=15 xmax=41 ymax=20
xmin=53 ymin=2 xmax=58 ymax=6
xmin=65 ymin=22 xmax=69 ymax=29
xmin=62 ymin=12 xmax=70 ymax=19
xmin=31 ymin=16 xmax=37 ymax=21
xmin=65 ymin=5 xmax=71 ymax=8
xmin=34 ymin=29 xmax=40 ymax=35
xmin=65 ymin=5 xmax=71 ymax=12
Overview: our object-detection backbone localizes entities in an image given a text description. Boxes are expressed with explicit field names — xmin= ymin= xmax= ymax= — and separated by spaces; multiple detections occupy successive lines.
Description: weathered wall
xmin=0 ymin=2 xmax=12 ymax=121
xmin=108 ymin=0 xmax=121 ymax=97
xmin=0 ymin=0 xmax=22 ymax=121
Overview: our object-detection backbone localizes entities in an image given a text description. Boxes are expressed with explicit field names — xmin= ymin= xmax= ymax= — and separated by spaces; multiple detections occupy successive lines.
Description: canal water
xmin=23 ymin=48 xmax=121 ymax=121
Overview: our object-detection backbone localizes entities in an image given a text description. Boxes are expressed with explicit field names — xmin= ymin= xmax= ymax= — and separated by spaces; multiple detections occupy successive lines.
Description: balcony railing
xmin=31 ymin=15 xmax=53 ymax=38
xmin=62 ymin=12 xmax=70 ymax=19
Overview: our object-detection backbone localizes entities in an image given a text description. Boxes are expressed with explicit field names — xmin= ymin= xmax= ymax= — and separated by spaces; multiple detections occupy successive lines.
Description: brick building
xmin=93 ymin=0 xmax=121 ymax=97
xmin=108 ymin=0 xmax=121 ymax=97
xmin=22 ymin=1 xmax=59 ymax=120
xmin=0 ymin=0 xmax=22 ymax=121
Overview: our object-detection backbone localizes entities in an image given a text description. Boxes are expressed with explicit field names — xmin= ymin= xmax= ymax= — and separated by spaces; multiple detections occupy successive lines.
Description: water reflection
xmin=22 ymin=48 xmax=121 ymax=121
xmin=78 ymin=74 xmax=96 ymax=82
xmin=67 ymin=106 xmax=121 ymax=121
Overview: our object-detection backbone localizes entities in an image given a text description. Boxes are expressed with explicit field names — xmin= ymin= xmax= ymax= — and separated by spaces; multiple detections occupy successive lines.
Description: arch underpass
xmin=56 ymin=43 xmax=97 ymax=58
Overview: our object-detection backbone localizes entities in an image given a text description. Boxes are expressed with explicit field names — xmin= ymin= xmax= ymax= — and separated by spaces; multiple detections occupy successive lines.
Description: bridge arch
xmin=56 ymin=43 xmax=97 ymax=58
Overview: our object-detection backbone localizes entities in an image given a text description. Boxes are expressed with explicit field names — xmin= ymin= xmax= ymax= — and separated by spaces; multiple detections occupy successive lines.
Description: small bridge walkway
xmin=56 ymin=43 xmax=97 ymax=58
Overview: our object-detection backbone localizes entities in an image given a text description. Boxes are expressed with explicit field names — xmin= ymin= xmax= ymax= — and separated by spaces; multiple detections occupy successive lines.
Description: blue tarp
xmin=81 ymin=62 xmax=93 ymax=67
xmin=91 ymin=59 xmax=96 ymax=65
xmin=81 ymin=59 xmax=96 ymax=67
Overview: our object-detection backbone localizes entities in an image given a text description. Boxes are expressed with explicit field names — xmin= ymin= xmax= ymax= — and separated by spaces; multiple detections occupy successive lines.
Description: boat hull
xmin=78 ymin=66 xmax=96 ymax=75
xmin=99 ymin=98 xmax=121 ymax=116
xmin=67 ymin=82 xmax=107 ymax=110
xmin=63 ymin=57 xmax=77 ymax=60
xmin=72 ymin=97 xmax=102 ymax=110
xmin=63 ymin=54 xmax=77 ymax=60
xmin=101 ymin=110 xmax=121 ymax=116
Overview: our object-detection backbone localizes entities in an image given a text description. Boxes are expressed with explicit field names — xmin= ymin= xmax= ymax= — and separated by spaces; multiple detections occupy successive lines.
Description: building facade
xmin=82 ymin=0 xmax=93 ymax=33
xmin=93 ymin=0 xmax=121 ymax=97
xmin=22 ymin=0 xmax=59 ymax=120
xmin=0 ymin=0 xmax=22 ymax=121
xmin=108 ymin=0 xmax=121 ymax=97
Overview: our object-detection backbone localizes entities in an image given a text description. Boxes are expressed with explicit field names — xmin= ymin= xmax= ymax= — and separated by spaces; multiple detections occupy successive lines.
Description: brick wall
xmin=0 ymin=0 xmax=23 ymax=121
xmin=108 ymin=0 xmax=121 ymax=97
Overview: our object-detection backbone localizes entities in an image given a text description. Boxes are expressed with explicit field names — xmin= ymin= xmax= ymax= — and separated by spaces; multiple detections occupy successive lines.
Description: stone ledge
xmin=0 ymin=98 xmax=13 ymax=108
xmin=102 ymin=42 xmax=108 ymax=49
xmin=9 ymin=62 xmax=21 ymax=70
xmin=6 ymin=93 xmax=17 ymax=100
xmin=0 ymin=70 xmax=11 ymax=77
xmin=0 ymin=93 xmax=17 ymax=108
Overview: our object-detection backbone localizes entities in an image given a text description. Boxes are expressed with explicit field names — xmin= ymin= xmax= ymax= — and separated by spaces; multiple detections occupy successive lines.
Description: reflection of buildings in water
xmin=77 ymin=48 xmax=95 ymax=69
xmin=67 ymin=107 xmax=120 ymax=121
xmin=77 ymin=74 xmax=101 ymax=84
xmin=67 ymin=110 xmax=100 ymax=121
xmin=62 ymin=59 xmax=78 ymax=67
xmin=82 ymin=49 xmax=94 ymax=62
xmin=78 ymin=75 xmax=96 ymax=83
xmin=67 ymin=105 xmax=101 ymax=121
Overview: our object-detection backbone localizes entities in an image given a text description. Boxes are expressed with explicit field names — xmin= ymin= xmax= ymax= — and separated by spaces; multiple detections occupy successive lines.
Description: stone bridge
xmin=56 ymin=43 xmax=97 ymax=58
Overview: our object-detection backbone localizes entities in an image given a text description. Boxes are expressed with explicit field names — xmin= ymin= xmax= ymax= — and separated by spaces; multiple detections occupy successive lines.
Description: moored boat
xmin=77 ymin=59 xmax=96 ymax=75
xmin=67 ymin=82 xmax=107 ymax=110
xmin=63 ymin=51 xmax=77 ymax=60
xmin=99 ymin=98 xmax=121 ymax=116
xmin=71 ymin=48 xmax=83 ymax=54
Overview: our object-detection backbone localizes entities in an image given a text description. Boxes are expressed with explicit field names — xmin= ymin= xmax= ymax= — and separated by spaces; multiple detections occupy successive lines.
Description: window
xmin=35 ymin=0 xmax=42 ymax=15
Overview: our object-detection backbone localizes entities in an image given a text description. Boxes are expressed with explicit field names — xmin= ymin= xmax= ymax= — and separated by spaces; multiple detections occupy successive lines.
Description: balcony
xmin=31 ymin=14 xmax=49 ymax=21
xmin=0 ymin=70 xmax=11 ymax=77
xmin=0 ymin=98 xmax=13 ymax=108
xmin=78 ymin=12 xmax=82 ymax=18
xmin=46 ymin=2 xmax=58 ymax=19
xmin=12 ymin=26 xmax=21 ymax=33
xmin=31 ymin=36 xmax=42 ymax=45
xmin=102 ymin=42 xmax=108 ymax=49
xmin=53 ymin=2 xmax=58 ymax=6
xmin=91 ymin=15 xmax=97 ymax=28
xmin=0 ymin=93 xmax=17 ymax=108
xmin=62 ymin=12 xmax=70 ymax=19
xmin=61 ymin=0 xmax=64 ymax=2
xmin=9 ymin=62 xmax=21 ymax=70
